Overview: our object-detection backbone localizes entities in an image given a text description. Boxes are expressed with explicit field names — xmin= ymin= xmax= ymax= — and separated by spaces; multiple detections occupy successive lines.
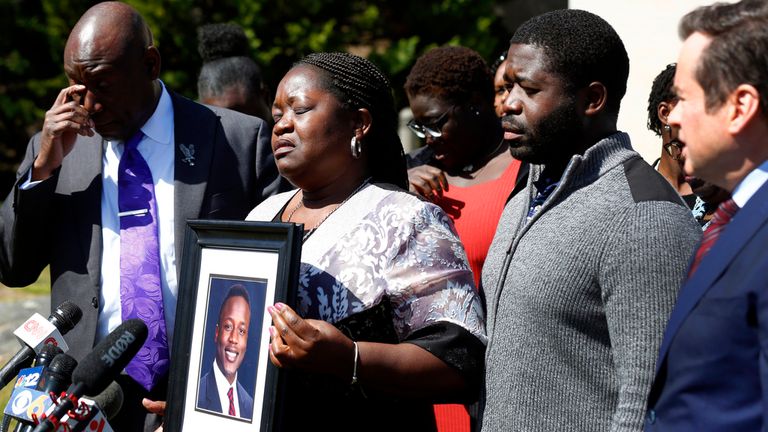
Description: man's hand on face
xmin=33 ymin=84 xmax=95 ymax=181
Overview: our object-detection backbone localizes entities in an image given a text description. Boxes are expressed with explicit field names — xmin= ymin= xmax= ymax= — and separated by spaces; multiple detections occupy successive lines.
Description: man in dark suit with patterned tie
xmin=645 ymin=1 xmax=768 ymax=430
xmin=197 ymin=284 xmax=254 ymax=420
xmin=0 ymin=2 xmax=283 ymax=431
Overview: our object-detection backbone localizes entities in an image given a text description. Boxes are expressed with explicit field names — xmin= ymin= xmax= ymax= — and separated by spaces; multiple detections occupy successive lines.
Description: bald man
xmin=0 ymin=3 xmax=283 ymax=430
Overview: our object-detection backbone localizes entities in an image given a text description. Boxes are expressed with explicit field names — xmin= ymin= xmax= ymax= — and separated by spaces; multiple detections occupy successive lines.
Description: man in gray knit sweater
xmin=480 ymin=10 xmax=701 ymax=432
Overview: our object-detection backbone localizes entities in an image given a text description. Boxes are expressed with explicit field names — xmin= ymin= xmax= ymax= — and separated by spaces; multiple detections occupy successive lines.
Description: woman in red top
xmin=404 ymin=46 xmax=525 ymax=431
xmin=405 ymin=46 xmax=524 ymax=288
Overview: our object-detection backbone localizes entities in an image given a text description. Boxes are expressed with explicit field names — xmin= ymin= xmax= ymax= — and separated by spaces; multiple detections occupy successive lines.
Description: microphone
xmin=1 ymin=351 xmax=70 ymax=432
xmin=0 ymin=301 xmax=82 ymax=389
xmin=65 ymin=381 xmax=124 ymax=432
xmin=87 ymin=381 xmax=123 ymax=422
xmin=12 ymin=354 xmax=77 ymax=432
xmin=32 ymin=319 xmax=147 ymax=432
xmin=35 ymin=354 xmax=77 ymax=396
xmin=34 ymin=345 xmax=63 ymax=369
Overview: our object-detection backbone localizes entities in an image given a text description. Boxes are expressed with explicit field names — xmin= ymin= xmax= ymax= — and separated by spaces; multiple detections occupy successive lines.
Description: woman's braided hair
xmin=296 ymin=52 xmax=407 ymax=189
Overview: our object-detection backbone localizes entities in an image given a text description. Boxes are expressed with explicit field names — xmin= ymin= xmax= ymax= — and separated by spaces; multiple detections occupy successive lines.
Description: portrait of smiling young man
xmin=197 ymin=284 xmax=255 ymax=420
xmin=479 ymin=9 xmax=701 ymax=432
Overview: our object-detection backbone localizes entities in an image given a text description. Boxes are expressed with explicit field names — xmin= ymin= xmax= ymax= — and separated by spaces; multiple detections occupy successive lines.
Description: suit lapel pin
xmin=180 ymin=143 xmax=195 ymax=166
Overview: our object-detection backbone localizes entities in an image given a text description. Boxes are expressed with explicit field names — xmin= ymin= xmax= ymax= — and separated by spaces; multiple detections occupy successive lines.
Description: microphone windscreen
xmin=72 ymin=319 xmax=148 ymax=395
xmin=87 ymin=381 xmax=124 ymax=420
xmin=49 ymin=301 xmax=83 ymax=334
xmin=35 ymin=344 xmax=63 ymax=367
xmin=37 ymin=353 xmax=76 ymax=394
xmin=47 ymin=353 xmax=77 ymax=377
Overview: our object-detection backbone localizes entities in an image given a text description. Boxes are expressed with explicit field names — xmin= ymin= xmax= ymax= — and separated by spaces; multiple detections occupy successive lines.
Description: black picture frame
xmin=164 ymin=220 xmax=302 ymax=432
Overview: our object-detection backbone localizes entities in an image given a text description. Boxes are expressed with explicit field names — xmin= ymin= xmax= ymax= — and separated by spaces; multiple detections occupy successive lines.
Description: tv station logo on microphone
xmin=4 ymin=388 xmax=114 ymax=432
xmin=13 ymin=313 xmax=69 ymax=353
xmin=4 ymin=387 xmax=52 ymax=423
xmin=13 ymin=366 xmax=44 ymax=389
xmin=100 ymin=330 xmax=136 ymax=367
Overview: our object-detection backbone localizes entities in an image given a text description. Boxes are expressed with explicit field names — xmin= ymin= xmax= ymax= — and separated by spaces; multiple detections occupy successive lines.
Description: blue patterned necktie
xmin=118 ymin=131 xmax=170 ymax=391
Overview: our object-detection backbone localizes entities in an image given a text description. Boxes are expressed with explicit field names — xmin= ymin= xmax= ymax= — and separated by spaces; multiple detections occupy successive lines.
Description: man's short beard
xmin=510 ymin=98 xmax=582 ymax=165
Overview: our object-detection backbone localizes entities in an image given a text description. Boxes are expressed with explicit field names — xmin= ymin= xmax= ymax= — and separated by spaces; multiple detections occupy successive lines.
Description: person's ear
xmin=583 ymin=82 xmax=608 ymax=116
xmin=353 ymin=108 xmax=373 ymax=141
xmin=144 ymin=46 xmax=161 ymax=80
xmin=657 ymin=101 xmax=673 ymax=125
xmin=727 ymin=84 xmax=760 ymax=135
xmin=214 ymin=323 xmax=220 ymax=342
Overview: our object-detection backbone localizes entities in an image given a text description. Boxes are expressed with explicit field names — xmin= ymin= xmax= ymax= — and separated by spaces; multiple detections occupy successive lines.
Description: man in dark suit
xmin=197 ymin=284 xmax=254 ymax=420
xmin=0 ymin=2 xmax=283 ymax=431
xmin=646 ymin=1 xmax=768 ymax=430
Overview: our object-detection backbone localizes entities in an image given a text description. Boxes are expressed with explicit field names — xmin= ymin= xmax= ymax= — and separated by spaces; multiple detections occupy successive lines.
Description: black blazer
xmin=0 ymin=91 xmax=286 ymax=361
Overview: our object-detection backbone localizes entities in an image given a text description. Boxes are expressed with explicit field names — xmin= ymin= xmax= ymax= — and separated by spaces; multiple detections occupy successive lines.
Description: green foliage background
xmin=0 ymin=0 xmax=515 ymax=192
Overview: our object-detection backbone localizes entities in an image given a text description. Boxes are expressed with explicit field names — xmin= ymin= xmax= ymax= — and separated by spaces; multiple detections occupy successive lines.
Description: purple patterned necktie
xmin=118 ymin=130 xmax=170 ymax=391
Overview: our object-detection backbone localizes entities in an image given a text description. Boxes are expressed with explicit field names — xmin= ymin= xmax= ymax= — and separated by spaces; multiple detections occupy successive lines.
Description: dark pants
xmin=111 ymin=374 xmax=167 ymax=432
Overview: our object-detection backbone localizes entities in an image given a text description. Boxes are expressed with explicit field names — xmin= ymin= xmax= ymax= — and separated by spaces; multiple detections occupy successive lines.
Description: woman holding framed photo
xmin=246 ymin=52 xmax=486 ymax=431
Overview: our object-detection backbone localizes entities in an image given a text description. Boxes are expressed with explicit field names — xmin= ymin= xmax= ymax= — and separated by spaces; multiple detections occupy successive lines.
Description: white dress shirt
xmin=211 ymin=359 xmax=240 ymax=417
xmin=98 ymin=83 xmax=178 ymax=343
xmin=731 ymin=159 xmax=768 ymax=208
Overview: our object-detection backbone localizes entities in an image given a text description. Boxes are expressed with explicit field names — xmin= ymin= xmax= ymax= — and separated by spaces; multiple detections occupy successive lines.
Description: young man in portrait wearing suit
xmin=0 ymin=2 xmax=284 ymax=431
xmin=646 ymin=1 xmax=768 ymax=430
xmin=197 ymin=284 xmax=254 ymax=420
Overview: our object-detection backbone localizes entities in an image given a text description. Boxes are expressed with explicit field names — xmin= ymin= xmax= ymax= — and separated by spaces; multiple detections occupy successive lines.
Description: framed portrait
xmin=165 ymin=220 xmax=302 ymax=432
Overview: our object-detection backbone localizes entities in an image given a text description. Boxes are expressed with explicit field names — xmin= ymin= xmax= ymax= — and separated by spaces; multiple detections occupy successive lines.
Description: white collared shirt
xmin=731 ymin=159 xmax=768 ymax=208
xmin=97 ymin=82 xmax=178 ymax=343
xmin=211 ymin=358 xmax=240 ymax=417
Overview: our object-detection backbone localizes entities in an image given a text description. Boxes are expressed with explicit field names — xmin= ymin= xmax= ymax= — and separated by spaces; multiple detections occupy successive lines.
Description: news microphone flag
xmin=12 ymin=367 xmax=44 ymax=390
xmin=13 ymin=314 xmax=69 ymax=354
xmin=0 ymin=302 xmax=82 ymax=389
xmin=4 ymin=388 xmax=115 ymax=432
xmin=3 ymin=388 xmax=53 ymax=426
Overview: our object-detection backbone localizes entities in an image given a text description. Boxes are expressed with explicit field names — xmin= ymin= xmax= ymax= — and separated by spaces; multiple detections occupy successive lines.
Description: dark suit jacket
xmin=0 ymin=91 xmax=285 ymax=362
xmin=645 ymin=180 xmax=768 ymax=431
xmin=197 ymin=368 xmax=254 ymax=420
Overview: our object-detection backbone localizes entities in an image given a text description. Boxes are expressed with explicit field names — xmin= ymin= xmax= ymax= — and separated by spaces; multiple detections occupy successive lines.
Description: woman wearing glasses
xmin=647 ymin=63 xmax=729 ymax=227
xmin=405 ymin=46 xmax=524 ymax=287
xmin=404 ymin=45 xmax=524 ymax=432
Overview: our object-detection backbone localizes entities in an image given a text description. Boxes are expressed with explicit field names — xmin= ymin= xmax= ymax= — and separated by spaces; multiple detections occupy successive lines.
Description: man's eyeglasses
xmin=664 ymin=139 xmax=683 ymax=161
xmin=407 ymin=107 xmax=453 ymax=139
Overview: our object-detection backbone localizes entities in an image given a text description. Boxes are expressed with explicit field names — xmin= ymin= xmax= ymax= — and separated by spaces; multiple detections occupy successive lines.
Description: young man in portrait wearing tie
xmin=645 ymin=1 xmax=768 ymax=430
xmin=0 ymin=2 xmax=283 ymax=431
xmin=197 ymin=284 xmax=254 ymax=421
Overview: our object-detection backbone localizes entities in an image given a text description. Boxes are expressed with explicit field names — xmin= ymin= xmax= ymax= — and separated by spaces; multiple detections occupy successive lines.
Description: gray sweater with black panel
xmin=479 ymin=132 xmax=701 ymax=432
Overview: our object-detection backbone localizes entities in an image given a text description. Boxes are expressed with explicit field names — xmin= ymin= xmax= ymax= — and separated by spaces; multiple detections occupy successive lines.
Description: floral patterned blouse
xmin=247 ymin=182 xmax=486 ymax=431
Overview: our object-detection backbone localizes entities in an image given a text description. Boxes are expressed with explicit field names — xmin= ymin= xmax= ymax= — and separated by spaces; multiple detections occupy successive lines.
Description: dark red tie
xmin=688 ymin=198 xmax=739 ymax=277
xmin=227 ymin=387 xmax=236 ymax=416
